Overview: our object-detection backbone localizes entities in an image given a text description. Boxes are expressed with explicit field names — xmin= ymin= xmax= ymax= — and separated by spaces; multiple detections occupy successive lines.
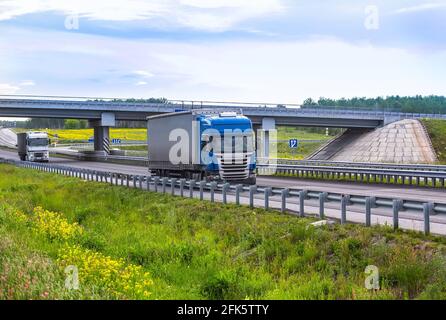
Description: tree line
xmin=303 ymin=95 xmax=446 ymax=114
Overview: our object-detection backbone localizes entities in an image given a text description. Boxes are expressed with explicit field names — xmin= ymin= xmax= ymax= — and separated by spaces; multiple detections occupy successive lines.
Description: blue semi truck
xmin=147 ymin=110 xmax=256 ymax=185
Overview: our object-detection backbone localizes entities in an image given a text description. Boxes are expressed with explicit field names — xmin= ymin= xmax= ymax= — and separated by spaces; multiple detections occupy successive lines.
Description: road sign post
xmin=289 ymin=139 xmax=299 ymax=158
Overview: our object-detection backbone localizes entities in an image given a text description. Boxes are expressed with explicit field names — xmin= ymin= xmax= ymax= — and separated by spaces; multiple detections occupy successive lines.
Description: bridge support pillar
xmin=89 ymin=113 xmax=116 ymax=155
xmin=93 ymin=126 xmax=110 ymax=154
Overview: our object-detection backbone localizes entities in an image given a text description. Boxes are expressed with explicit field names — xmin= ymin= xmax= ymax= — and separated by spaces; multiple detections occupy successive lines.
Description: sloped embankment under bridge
xmin=308 ymin=119 xmax=438 ymax=164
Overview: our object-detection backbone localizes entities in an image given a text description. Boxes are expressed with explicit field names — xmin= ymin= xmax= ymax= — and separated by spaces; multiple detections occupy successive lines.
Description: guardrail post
xmin=264 ymin=187 xmax=272 ymax=210
xmin=341 ymin=195 xmax=350 ymax=224
xmin=235 ymin=185 xmax=243 ymax=205
xmin=145 ymin=176 xmax=150 ymax=191
xmin=319 ymin=192 xmax=328 ymax=219
xmin=189 ymin=180 xmax=196 ymax=198
xmin=423 ymin=202 xmax=434 ymax=235
xmin=210 ymin=182 xmax=217 ymax=202
xmin=393 ymin=199 xmax=402 ymax=230
xmin=154 ymin=177 xmax=160 ymax=192
xmin=133 ymin=175 xmax=137 ymax=188
xmin=138 ymin=176 xmax=143 ymax=189
xmin=145 ymin=176 xmax=150 ymax=190
xmin=222 ymin=183 xmax=230 ymax=204
xmin=281 ymin=189 xmax=289 ymax=213
xmin=199 ymin=181 xmax=206 ymax=200
xmin=178 ymin=179 xmax=185 ymax=197
xmin=365 ymin=197 xmax=375 ymax=227
xmin=162 ymin=177 xmax=168 ymax=193
xmin=171 ymin=178 xmax=177 ymax=196
xmin=299 ymin=190 xmax=307 ymax=218
xmin=249 ymin=186 xmax=257 ymax=208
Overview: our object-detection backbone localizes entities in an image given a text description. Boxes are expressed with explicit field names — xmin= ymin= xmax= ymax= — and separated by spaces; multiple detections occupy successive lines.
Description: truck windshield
xmin=28 ymin=138 xmax=48 ymax=147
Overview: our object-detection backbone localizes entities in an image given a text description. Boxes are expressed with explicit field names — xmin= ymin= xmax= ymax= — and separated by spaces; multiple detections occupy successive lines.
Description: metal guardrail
xmin=257 ymin=163 xmax=446 ymax=188
xmin=1 ymin=157 xmax=445 ymax=235
xmin=70 ymin=153 xmax=446 ymax=188
xmin=269 ymin=159 xmax=446 ymax=172
xmin=48 ymin=150 xmax=446 ymax=188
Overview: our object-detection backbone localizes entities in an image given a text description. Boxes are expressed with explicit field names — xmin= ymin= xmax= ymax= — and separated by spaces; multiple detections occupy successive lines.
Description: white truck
xmin=17 ymin=131 xmax=50 ymax=162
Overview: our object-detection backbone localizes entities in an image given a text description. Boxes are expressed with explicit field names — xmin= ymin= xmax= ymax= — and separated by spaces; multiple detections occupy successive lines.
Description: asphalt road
xmin=0 ymin=147 xmax=444 ymax=204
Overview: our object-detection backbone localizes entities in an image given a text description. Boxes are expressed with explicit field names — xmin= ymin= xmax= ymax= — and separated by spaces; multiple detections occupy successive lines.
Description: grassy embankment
xmin=22 ymin=127 xmax=331 ymax=160
xmin=1 ymin=165 xmax=446 ymax=300
xmin=421 ymin=119 xmax=446 ymax=164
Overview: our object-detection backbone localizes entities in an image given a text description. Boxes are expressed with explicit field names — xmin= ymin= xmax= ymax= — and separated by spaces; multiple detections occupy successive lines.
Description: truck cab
xmin=17 ymin=131 xmax=50 ymax=162
xmin=199 ymin=112 xmax=256 ymax=184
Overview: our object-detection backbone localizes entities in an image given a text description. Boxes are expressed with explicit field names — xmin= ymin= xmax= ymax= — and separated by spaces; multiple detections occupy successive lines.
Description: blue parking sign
xmin=289 ymin=139 xmax=299 ymax=149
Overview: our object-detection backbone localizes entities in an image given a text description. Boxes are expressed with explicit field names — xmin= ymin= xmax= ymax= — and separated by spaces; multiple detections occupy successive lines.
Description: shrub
xmin=57 ymin=245 xmax=153 ymax=299
xmin=32 ymin=207 xmax=83 ymax=241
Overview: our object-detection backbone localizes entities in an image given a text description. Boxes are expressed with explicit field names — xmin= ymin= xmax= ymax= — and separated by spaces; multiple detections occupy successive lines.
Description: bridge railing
xmin=2 ymin=95 xmax=446 ymax=120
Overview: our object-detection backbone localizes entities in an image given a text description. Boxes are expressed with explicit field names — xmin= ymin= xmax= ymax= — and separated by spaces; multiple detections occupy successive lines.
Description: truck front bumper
xmin=28 ymin=152 xmax=49 ymax=162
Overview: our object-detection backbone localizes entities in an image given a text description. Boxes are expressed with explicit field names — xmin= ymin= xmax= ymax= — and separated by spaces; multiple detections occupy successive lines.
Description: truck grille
xmin=216 ymin=153 xmax=252 ymax=181
xmin=35 ymin=153 xmax=44 ymax=157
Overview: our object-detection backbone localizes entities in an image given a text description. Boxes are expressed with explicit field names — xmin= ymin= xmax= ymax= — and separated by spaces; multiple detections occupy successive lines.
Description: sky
xmin=0 ymin=0 xmax=446 ymax=104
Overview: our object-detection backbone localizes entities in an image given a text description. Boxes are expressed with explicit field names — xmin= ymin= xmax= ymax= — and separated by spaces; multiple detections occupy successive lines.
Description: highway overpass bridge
xmin=1 ymin=95 xmax=445 ymax=154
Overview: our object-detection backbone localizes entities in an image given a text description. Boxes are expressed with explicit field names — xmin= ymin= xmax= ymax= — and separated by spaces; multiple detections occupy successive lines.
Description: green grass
xmin=1 ymin=165 xmax=446 ymax=300
xmin=277 ymin=127 xmax=332 ymax=141
xmin=421 ymin=119 xmax=446 ymax=164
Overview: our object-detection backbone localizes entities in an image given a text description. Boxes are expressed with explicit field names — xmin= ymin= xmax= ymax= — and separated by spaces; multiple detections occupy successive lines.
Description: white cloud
xmin=135 ymin=81 xmax=148 ymax=86
xmin=0 ymin=0 xmax=283 ymax=31
xmin=19 ymin=80 xmax=35 ymax=86
xmin=0 ymin=83 xmax=20 ymax=94
xmin=133 ymin=70 xmax=154 ymax=78
xmin=394 ymin=2 xmax=446 ymax=14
